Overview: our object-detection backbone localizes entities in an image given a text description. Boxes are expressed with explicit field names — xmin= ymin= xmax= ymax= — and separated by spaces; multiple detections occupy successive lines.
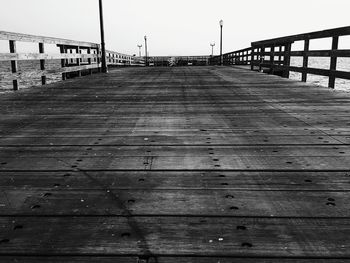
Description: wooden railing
xmin=251 ymin=26 xmax=350 ymax=88
xmin=224 ymin=47 xmax=252 ymax=65
xmin=106 ymin=51 xmax=144 ymax=67
xmin=0 ymin=31 xmax=142 ymax=91
xmin=212 ymin=26 xmax=350 ymax=89
xmin=0 ymin=31 xmax=101 ymax=91
xmin=209 ymin=48 xmax=252 ymax=66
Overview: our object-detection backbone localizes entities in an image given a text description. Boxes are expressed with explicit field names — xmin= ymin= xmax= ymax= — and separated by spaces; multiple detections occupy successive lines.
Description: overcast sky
xmin=1 ymin=0 xmax=350 ymax=56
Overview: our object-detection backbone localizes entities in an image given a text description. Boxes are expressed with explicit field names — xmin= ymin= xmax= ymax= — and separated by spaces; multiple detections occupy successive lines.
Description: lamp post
xmin=137 ymin=44 xmax=142 ymax=57
xmin=210 ymin=43 xmax=215 ymax=57
xmin=98 ymin=0 xmax=107 ymax=73
xmin=219 ymin=19 xmax=223 ymax=65
xmin=144 ymin=36 xmax=148 ymax=66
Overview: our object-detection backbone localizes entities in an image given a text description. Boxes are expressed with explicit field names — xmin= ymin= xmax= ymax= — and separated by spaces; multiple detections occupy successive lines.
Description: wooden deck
xmin=0 ymin=66 xmax=349 ymax=262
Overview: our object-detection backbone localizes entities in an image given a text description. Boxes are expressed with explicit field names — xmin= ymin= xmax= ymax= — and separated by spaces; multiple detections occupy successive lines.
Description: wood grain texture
xmin=0 ymin=66 xmax=349 ymax=260
xmin=0 ymin=217 xmax=349 ymax=257
xmin=0 ymin=53 xmax=99 ymax=61
xmin=0 ymin=171 xmax=348 ymax=190
xmin=1 ymin=257 xmax=349 ymax=263
xmin=0 ymin=31 xmax=99 ymax=47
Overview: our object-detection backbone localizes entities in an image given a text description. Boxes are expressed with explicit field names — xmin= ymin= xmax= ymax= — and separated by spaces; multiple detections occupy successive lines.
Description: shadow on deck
xmin=0 ymin=66 xmax=349 ymax=262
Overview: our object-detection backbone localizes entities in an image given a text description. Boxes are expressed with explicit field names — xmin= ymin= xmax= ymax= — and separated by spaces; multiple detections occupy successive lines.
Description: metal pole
xmin=220 ymin=25 xmax=223 ymax=65
xmin=144 ymin=36 xmax=148 ymax=66
xmin=99 ymin=0 xmax=107 ymax=73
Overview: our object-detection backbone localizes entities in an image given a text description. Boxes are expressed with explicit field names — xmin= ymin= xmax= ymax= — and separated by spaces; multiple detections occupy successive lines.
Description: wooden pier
xmin=0 ymin=65 xmax=349 ymax=262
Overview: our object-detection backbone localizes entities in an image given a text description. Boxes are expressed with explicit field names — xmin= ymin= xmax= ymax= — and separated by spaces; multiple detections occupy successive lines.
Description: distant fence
xmin=150 ymin=56 xmax=211 ymax=67
xmin=210 ymin=26 xmax=350 ymax=89
xmin=0 ymin=31 xmax=142 ymax=91
xmin=106 ymin=50 xmax=144 ymax=67
xmin=211 ymin=47 xmax=252 ymax=66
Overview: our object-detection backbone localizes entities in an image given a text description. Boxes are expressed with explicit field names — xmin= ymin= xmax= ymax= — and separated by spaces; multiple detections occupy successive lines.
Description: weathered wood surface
xmin=0 ymin=189 xmax=348 ymax=217
xmin=0 ymin=66 xmax=349 ymax=261
xmin=0 ymin=171 xmax=349 ymax=190
xmin=0 ymin=258 xmax=348 ymax=263
xmin=0 ymin=53 xmax=99 ymax=61
xmin=0 ymin=217 xmax=349 ymax=256
xmin=0 ymin=31 xmax=99 ymax=47
xmin=251 ymin=26 xmax=350 ymax=46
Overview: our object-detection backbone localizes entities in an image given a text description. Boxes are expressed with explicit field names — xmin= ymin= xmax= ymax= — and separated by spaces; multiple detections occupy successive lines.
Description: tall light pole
xmin=99 ymin=0 xmax=107 ymax=73
xmin=144 ymin=36 xmax=148 ymax=66
xmin=220 ymin=20 xmax=224 ymax=65
xmin=137 ymin=44 xmax=142 ymax=57
xmin=219 ymin=19 xmax=223 ymax=65
xmin=210 ymin=43 xmax=215 ymax=57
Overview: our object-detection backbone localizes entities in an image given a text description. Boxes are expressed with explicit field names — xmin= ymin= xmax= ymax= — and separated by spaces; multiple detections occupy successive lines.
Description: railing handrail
xmin=0 ymin=30 xmax=99 ymax=48
xmin=223 ymin=47 xmax=252 ymax=55
xmin=251 ymin=26 xmax=350 ymax=46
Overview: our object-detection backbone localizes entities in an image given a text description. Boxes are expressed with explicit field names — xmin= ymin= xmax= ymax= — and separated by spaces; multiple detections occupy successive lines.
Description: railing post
xmin=259 ymin=47 xmax=265 ymax=72
xmin=282 ymin=43 xmax=291 ymax=78
xmin=59 ymin=45 xmax=67 ymax=80
xmin=269 ymin=45 xmax=275 ymax=74
xmin=97 ymin=46 xmax=101 ymax=73
xmin=77 ymin=46 xmax=81 ymax=77
xmin=278 ymin=46 xmax=282 ymax=64
xmin=87 ymin=47 xmax=93 ymax=75
xmin=302 ymin=39 xmax=309 ymax=82
xmin=39 ymin=42 xmax=46 ymax=85
xmin=9 ymin=40 xmax=18 ymax=90
xmin=328 ymin=36 xmax=339 ymax=88
xmin=250 ymin=48 xmax=255 ymax=70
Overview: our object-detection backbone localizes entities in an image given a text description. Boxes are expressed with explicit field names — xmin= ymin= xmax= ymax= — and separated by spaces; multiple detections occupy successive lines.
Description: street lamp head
xmin=144 ymin=35 xmax=147 ymax=40
xmin=219 ymin=20 xmax=224 ymax=27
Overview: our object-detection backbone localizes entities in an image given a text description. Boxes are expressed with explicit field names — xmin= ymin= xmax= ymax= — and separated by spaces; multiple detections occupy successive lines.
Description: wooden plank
xmin=290 ymin=50 xmax=350 ymax=57
xmin=0 ymin=189 xmax=348 ymax=217
xmin=260 ymin=64 xmax=350 ymax=80
xmin=0 ymin=145 xmax=348 ymax=157
xmin=302 ymin=39 xmax=309 ymax=82
xmin=0 ymin=171 xmax=349 ymax=191
xmin=0 ymin=53 xmax=99 ymax=61
xmin=0 ymin=217 xmax=348 ymax=257
xmin=9 ymin=40 xmax=18 ymax=90
xmin=0 ymin=257 xmax=138 ymax=263
xmin=38 ymin=42 xmax=46 ymax=85
xmin=0 ymin=135 xmax=347 ymax=145
xmin=0 ymin=257 xmax=347 ymax=263
xmin=252 ymin=26 xmax=350 ymax=46
xmin=0 ymin=31 xmax=99 ymax=48
xmin=329 ymin=36 xmax=339 ymax=88
xmin=0 ymin=156 xmax=350 ymax=171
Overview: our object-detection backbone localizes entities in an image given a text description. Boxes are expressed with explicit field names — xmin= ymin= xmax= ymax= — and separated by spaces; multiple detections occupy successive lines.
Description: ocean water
xmin=0 ymin=60 xmax=62 ymax=92
xmin=289 ymin=57 xmax=350 ymax=92
xmin=1 ymin=58 xmax=350 ymax=92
